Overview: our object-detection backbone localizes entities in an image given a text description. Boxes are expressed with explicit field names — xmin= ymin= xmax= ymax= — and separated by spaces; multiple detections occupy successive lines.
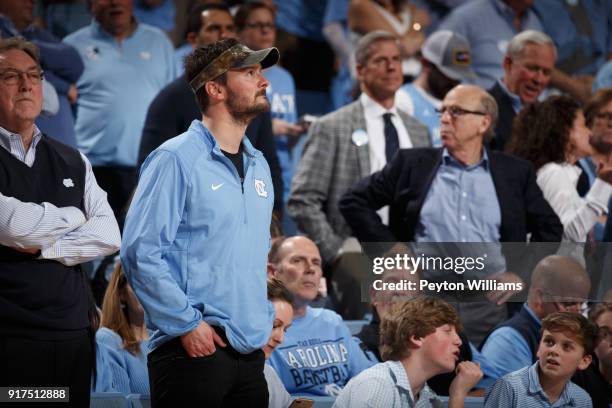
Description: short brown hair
xmin=380 ymin=297 xmax=461 ymax=361
xmin=0 ymin=37 xmax=41 ymax=68
xmin=541 ymin=311 xmax=598 ymax=356
xmin=234 ymin=1 xmax=276 ymax=31
xmin=584 ymin=88 xmax=612 ymax=127
xmin=267 ymin=278 xmax=294 ymax=304
xmin=184 ymin=38 xmax=238 ymax=112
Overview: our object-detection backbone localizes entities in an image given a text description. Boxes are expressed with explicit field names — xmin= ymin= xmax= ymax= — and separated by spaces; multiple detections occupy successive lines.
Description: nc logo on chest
xmin=254 ymin=179 xmax=268 ymax=198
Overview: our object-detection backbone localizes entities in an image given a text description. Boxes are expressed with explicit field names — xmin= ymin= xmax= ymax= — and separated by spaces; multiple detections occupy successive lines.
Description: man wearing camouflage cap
xmin=121 ymin=38 xmax=279 ymax=407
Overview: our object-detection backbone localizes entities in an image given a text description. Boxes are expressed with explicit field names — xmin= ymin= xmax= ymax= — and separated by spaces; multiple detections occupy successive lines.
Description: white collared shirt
xmin=360 ymin=92 xmax=413 ymax=224
xmin=360 ymin=92 xmax=413 ymax=174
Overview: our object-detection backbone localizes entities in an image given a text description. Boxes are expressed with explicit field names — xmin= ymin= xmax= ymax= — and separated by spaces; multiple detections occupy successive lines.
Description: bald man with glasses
xmin=339 ymin=85 xmax=563 ymax=344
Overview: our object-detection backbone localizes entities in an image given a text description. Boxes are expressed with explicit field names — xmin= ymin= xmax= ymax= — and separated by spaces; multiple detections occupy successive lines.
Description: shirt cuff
xmin=587 ymin=178 xmax=612 ymax=213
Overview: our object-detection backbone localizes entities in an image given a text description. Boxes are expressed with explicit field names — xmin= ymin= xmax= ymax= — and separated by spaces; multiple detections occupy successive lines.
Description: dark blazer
xmin=138 ymin=75 xmax=284 ymax=210
xmin=488 ymin=82 xmax=516 ymax=151
xmin=339 ymin=147 xmax=563 ymax=244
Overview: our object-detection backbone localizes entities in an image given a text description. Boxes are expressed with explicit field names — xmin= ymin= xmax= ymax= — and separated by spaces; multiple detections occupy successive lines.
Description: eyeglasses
xmin=0 ymin=69 xmax=44 ymax=85
xmin=244 ymin=22 xmax=275 ymax=31
xmin=595 ymin=112 xmax=612 ymax=122
xmin=436 ymin=105 xmax=486 ymax=119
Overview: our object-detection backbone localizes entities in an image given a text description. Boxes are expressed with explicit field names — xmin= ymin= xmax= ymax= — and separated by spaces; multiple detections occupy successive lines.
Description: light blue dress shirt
xmin=484 ymin=362 xmax=593 ymax=408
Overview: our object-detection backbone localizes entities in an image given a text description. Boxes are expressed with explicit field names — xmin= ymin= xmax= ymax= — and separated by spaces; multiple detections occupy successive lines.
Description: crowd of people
xmin=1 ymin=0 xmax=612 ymax=407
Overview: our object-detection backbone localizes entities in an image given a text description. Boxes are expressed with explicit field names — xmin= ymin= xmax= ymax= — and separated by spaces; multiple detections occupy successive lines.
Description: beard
xmin=226 ymin=89 xmax=270 ymax=125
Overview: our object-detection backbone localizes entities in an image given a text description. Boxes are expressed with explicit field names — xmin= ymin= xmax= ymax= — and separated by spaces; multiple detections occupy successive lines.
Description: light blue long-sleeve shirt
xmin=121 ymin=121 xmax=275 ymax=353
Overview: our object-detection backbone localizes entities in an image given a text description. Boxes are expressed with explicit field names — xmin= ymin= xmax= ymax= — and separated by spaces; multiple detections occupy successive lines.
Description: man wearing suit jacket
xmin=487 ymin=30 xmax=556 ymax=151
xmin=339 ymin=84 xmax=562 ymax=343
xmin=288 ymin=31 xmax=430 ymax=318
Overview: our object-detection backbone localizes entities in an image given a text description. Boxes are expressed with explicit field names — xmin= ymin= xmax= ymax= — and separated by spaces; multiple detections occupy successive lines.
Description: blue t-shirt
xmin=265 ymin=66 xmax=298 ymax=201
xmin=95 ymin=327 xmax=150 ymax=394
xmin=398 ymin=83 xmax=442 ymax=147
xmin=64 ymin=20 xmax=176 ymax=167
xmin=268 ymin=306 xmax=376 ymax=396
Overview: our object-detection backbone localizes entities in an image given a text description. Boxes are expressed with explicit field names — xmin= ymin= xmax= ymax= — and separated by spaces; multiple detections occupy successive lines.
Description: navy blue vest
xmin=0 ymin=136 xmax=91 ymax=339
xmin=480 ymin=304 xmax=540 ymax=363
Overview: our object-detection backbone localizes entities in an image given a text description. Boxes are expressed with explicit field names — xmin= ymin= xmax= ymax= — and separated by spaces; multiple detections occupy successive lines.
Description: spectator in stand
xmin=507 ymin=96 xmax=612 ymax=244
xmin=0 ymin=0 xmax=84 ymax=147
xmin=339 ymin=84 xmax=563 ymax=344
xmin=139 ymin=2 xmax=283 ymax=213
xmin=480 ymin=255 xmax=591 ymax=380
xmin=0 ymin=37 xmax=120 ymax=407
xmin=487 ymin=30 xmax=556 ymax=151
xmin=485 ymin=312 xmax=595 ymax=408
xmin=348 ymin=0 xmax=430 ymax=79
xmin=573 ymin=302 xmax=612 ymax=407
xmin=439 ymin=0 xmax=543 ymax=89
xmin=288 ymin=30 xmax=429 ymax=319
xmin=396 ymin=30 xmax=476 ymax=147
xmin=95 ymin=262 xmax=150 ymax=394
xmin=267 ymin=236 xmax=376 ymax=396
xmin=64 ymin=0 xmax=176 ymax=228
xmin=334 ymin=298 xmax=483 ymax=408
xmin=236 ymin=2 xmax=305 ymax=234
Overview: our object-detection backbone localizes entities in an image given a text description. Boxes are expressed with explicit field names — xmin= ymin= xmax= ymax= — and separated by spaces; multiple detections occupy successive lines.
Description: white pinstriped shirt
xmin=333 ymin=360 xmax=442 ymax=408
xmin=0 ymin=125 xmax=120 ymax=266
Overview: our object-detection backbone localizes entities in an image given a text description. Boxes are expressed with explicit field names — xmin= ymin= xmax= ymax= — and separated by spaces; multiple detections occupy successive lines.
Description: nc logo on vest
xmin=63 ymin=178 xmax=74 ymax=188
xmin=254 ymin=179 xmax=268 ymax=198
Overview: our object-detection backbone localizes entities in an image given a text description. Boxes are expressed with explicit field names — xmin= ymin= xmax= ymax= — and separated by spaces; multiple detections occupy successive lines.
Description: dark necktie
xmin=383 ymin=112 xmax=399 ymax=162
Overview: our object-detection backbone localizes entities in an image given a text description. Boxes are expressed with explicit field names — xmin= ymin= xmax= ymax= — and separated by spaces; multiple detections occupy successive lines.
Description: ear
xmin=186 ymin=32 xmax=197 ymax=47
xmin=267 ymin=263 xmax=277 ymax=278
xmin=204 ymin=81 xmax=225 ymax=102
xmin=409 ymin=335 xmax=423 ymax=349
xmin=479 ymin=115 xmax=492 ymax=136
xmin=356 ymin=63 xmax=365 ymax=82
xmin=502 ymin=55 xmax=513 ymax=74
xmin=577 ymin=353 xmax=592 ymax=371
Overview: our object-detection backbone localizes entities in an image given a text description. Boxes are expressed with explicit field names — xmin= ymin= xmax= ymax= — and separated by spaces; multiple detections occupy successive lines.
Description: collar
xmin=89 ymin=17 xmax=139 ymax=41
xmin=442 ymin=147 xmax=490 ymax=170
xmin=529 ymin=362 xmax=576 ymax=406
xmin=191 ymin=120 xmax=258 ymax=158
xmin=360 ymin=92 xmax=400 ymax=119
xmin=497 ymin=79 xmax=523 ymax=113
xmin=0 ymin=125 xmax=42 ymax=152
xmin=388 ymin=361 xmax=438 ymax=406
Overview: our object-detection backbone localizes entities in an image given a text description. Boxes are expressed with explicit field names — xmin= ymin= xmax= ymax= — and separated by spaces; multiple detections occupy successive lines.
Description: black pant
xmin=0 ymin=332 xmax=93 ymax=407
xmin=148 ymin=333 xmax=268 ymax=408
